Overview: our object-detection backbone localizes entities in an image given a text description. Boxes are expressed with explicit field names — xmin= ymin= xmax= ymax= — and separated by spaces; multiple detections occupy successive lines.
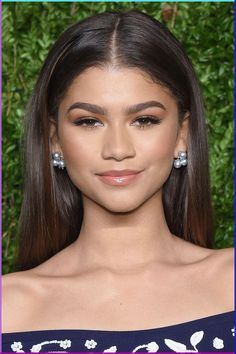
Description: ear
xmin=49 ymin=119 xmax=62 ymax=154
xmin=174 ymin=112 xmax=189 ymax=158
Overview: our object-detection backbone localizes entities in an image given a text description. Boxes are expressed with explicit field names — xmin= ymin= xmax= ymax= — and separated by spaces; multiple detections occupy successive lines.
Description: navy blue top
xmin=2 ymin=311 xmax=235 ymax=353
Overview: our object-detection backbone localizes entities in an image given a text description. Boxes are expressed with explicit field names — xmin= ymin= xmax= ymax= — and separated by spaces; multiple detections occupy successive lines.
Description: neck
xmin=72 ymin=192 xmax=178 ymax=272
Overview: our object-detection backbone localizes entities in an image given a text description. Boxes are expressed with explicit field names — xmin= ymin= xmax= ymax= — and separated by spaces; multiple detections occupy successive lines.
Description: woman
xmin=2 ymin=10 xmax=234 ymax=353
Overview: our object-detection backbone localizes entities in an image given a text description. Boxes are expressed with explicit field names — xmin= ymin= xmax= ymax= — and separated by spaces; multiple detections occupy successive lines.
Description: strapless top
xmin=2 ymin=311 xmax=235 ymax=352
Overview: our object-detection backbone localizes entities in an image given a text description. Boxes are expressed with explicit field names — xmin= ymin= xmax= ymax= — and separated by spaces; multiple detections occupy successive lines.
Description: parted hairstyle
xmin=17 ymin=10 xmax=214 ymax=271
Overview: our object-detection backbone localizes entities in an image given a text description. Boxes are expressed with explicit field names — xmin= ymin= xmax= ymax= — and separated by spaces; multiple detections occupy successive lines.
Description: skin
xmin=2 ymin=67 xmax=234 ymax=333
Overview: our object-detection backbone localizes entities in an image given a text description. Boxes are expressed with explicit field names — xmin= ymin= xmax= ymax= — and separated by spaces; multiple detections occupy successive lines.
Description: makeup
xmin=96 ymin=170 xmax=142 ymax=186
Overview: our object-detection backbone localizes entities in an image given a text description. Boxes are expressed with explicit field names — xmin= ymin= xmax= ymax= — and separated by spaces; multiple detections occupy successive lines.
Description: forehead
xmin=59 ymin=67 xmax=178 ymax=113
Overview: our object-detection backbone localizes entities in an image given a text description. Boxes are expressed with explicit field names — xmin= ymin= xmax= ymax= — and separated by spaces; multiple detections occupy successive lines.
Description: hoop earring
xmin=52 ymin=152 xmax=66 ymax=169
xmin=173 ymin=151 xmax=187 ymax=169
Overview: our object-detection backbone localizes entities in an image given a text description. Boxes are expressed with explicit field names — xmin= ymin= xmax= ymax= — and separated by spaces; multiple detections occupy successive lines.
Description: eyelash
xmin=73 ymin=116 xmax=161 ymax=129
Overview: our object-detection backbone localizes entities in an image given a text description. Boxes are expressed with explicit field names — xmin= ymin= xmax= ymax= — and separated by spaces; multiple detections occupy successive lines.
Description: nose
xmin=101 ymin=124 xmax=136 ymax=161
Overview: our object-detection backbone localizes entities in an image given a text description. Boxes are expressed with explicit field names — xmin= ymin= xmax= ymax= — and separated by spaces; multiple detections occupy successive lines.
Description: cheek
xmin=59 ymin=134 xmax=97 ymax=192
xmin=58 ymin=121 xmax=178 ymax=169
xmin=139 ymin=127 xmax=178 ymax=189
xmin=139 ymin=127 xmax=178 ymax=163
xmin=58 ymin=129 xmax=98 ymax=170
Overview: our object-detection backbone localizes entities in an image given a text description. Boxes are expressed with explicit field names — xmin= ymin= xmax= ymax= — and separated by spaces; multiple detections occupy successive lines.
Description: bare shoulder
xmin=205 ymin=247 xmax=234 ymax=272
xmin=175 ymin=235 xmax=234 ymax=269
xmin=208 ymin=247 xmax=234 ymax=281
xmin=202 ymin=247 xmax=234 ymax=311
xmin=3 ymin=270 xmax=34 ymax=302
xmin=174 ymin=237 xmax=234 ymax=305
xmin=2 ymin=269 xmax=41 ymax=293
xmin=180 ymin=239 xmax=234 ymax=311
xmin=2 ymin=247 xmax=76 ymax=333
xmin=2 ymin=270 xmax=43 ymax=333
xmin=191 ymin=245 xmax=234 ymax=279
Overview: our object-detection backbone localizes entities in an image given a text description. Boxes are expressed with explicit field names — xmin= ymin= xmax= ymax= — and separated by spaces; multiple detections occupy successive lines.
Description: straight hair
xmin=17 ymin=10 xmax=214 ymax=271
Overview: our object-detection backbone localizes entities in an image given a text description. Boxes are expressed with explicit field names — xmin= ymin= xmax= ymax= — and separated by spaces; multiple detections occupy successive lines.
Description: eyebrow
xmin=125 ymin=100 xmax=166 ymax=114
xmin=67 ymin=100 xmax=166 ymax=115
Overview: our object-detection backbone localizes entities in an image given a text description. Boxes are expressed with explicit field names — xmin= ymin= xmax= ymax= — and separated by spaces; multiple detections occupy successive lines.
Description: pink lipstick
xmin=96 ymin=170 xmax=142 ymax=186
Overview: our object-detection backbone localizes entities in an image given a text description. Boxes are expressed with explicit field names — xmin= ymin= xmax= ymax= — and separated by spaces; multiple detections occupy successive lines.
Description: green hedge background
xmin=2 ymin=2 xmax=234 ymax=275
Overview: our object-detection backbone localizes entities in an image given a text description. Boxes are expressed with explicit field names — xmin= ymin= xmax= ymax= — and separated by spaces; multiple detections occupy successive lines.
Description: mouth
xmin=96 ymin=170 xmax=143 ymax=186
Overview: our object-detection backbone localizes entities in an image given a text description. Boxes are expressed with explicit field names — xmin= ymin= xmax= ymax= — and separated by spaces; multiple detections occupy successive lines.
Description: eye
xmin=131 ymin=116 xmax=161 ymax=129
xmin=73 ymin=118 xmax=103 ymax=129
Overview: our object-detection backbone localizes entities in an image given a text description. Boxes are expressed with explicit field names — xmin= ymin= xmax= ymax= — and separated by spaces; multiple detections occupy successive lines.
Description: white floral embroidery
xmin=213 ymin=337 xmax=224 ymax=349
xmin=60 ymin=340 xmax=71 ymax=349
xmin=85 ymin=339 xmax=97 ymax=349
xmin=30 ymin=340 xmax=72 ymax=352
xmin=164 ymin=339 xmax=189 ymax=352
xmin=11 ymin=342 xmax=24 ymax=352
xmin=190 ymin=331 xmax=204 ymax=348
xmin=8 ymin=324 xmax=231 ymax=353
xmin=165 ymin=331 xmax=204 ymax=352
xmin=132 ymin=341 xmax=159 ymax=352
xmin=103 ymin=345 xmax=117 ymax=352
xmin=30 ymin=344 xmax=42 ymax=352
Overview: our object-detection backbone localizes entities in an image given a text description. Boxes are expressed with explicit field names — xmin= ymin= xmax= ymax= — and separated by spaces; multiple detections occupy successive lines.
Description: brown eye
xmin=74 ymin=118 xmax=103 ymax=128
xmin=132 ymin=116 xmax=161 ymax=128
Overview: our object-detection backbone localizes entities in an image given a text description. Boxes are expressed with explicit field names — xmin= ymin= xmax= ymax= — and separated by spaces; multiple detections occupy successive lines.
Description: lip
xmin=97 ymin=169 xmax=142 ymax=177
xmin=96 ymin=170 xmax=143 ymax=186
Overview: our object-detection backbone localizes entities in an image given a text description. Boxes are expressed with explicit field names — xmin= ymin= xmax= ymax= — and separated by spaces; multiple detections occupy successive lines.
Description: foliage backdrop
xmin=2 ymin=2 xmax=234 ymax=274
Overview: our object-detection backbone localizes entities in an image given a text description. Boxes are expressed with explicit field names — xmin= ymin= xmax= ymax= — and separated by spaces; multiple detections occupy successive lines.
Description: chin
xmin=97 ymin=196 xmax=147 ymax=214
xmin=105 ymin=205 xmax=139 ymax=214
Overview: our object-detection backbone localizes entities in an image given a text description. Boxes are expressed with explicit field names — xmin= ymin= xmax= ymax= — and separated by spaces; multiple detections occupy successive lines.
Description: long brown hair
xmin=17 ymin=10 xmax=214 ymax=271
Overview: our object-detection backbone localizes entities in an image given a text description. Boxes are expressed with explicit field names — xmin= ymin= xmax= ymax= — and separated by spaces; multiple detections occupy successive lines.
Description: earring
xmin=173 ymin=151 xmax=187 ymax=168
xmin=52 ymin=152 xmax=65 ymax=169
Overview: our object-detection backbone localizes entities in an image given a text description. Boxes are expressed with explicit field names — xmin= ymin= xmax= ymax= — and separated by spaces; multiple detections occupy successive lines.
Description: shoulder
xmin=2 ymin=270 xmax=44 ymax=333
xmin=173 ymin=236 xmax=233 ymax=268
xmin=176 ymin=235 xmax=234 ymax=270
xmin=202 ymin=247 xmax=234 ymax=311
xmin=175 ymin=239 xmax=234 ymax=309
xmin=2 ymin=271 xmax=32 ymax=301
xmin=205 ymin=247 xmax=234 ymax=274
xmin=209 ymin=247 xmax=234 ymax=283
xmin=191 ymin=246 xmax=234 ymax=282
xmin=2 ymin=266 xmax=59 ymax=303
xmin=2 ymin=269 xmax=41 ymax=292
xmin=2 ymin=271 xmax=35 ymax=311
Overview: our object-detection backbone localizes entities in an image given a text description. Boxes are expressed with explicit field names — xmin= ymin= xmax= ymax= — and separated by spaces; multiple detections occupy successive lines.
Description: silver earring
xmin=173 ymin=151 xmax=187 ymax=169
xmin=52 ymin=152 xmax=65 ymax=169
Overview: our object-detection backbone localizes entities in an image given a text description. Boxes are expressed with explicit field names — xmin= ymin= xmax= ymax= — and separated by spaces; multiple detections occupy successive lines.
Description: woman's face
xmin=52 ymin=67 xmax=188 ymax=212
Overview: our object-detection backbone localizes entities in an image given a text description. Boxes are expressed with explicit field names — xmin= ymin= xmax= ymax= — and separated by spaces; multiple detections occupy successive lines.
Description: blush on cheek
xmin=144 ymin=137 xmax=176 ymax=161
xmin=144 ymin=140 xmax=175 ymax=184
xmin=60 ymin=137 xmax=88 ymax=163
